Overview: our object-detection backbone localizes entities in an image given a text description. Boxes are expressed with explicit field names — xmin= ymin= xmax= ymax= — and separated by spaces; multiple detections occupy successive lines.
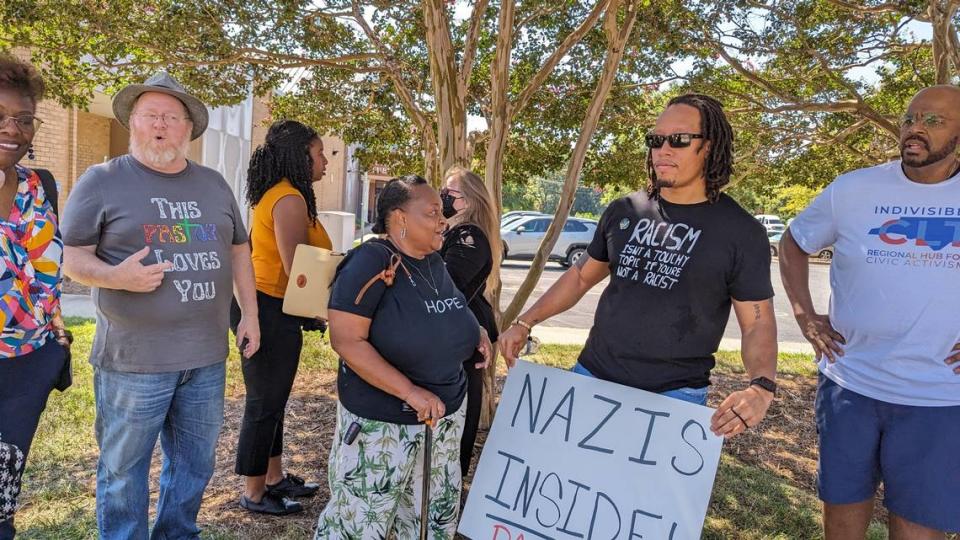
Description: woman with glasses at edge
xmin=438 ymin=166 xmax=503 ymax=477
xmin=0 ymin=56 xmax=71 ymax=540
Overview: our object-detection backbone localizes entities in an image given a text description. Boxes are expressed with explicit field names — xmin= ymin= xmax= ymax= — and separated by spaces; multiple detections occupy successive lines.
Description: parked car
xmin=500 ymin=211 xmax=545 ymax=228
xmin=768 ymin=231 xmax=784 ymax=257
xmin=755 ymin=214 xmax=786 ymax=234
xmin=768 ymin=230 xmax=833 ymax=261
xmin=501 ymin=215 xmax=597 ymax=267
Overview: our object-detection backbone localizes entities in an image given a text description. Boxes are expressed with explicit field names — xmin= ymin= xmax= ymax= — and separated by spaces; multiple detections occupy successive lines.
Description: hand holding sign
xmin=459 ymin=361 xmax=724 ymax=540
xmin=498 ymin=324 xmax=527 ymax=368
xmin=112 ymin=246 xmax=174 ymax=292
xmin=710 ymin=386 xmax=773 ymax=438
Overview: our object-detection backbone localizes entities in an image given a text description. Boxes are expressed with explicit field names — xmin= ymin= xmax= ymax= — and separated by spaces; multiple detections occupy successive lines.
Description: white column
xmin=360 ymin=172 xmax=370 ymax=234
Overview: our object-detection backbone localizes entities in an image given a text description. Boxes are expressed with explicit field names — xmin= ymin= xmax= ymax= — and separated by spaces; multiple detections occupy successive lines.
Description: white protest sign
xmin=458 ymin=360 xmax=723 ymax=540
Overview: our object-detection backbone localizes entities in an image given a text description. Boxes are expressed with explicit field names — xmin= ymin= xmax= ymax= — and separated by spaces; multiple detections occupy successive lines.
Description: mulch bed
xmin=179 ymin=367 xmax=853 ymax=539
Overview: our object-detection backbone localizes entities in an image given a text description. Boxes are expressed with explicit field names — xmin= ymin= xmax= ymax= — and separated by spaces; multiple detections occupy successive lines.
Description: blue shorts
xmin=816 ymin=373 xmax=960 ymax=532
xmin=571 ymin=362 xmax=708 ymax=406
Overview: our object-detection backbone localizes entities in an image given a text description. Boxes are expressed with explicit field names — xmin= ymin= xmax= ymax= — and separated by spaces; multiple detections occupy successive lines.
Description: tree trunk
xmin=929 ymin=0 xmax=956 ymax=84
xmin=479 ymin=0 xmax=517 ymax=429
xmin=423 ymin=129 xmax=441 ymax=187
xmin=949 ymin=21 xmax=960 ymax=79
xmin=423 ymin=0 xmax=469 ymax=174
xmin=501 ymin=0 xmax=640 ymax=327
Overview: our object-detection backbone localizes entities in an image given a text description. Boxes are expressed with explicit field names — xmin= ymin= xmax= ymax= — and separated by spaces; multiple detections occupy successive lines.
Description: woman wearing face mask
xmin=439 ymin=167 xmax=501 ymax=477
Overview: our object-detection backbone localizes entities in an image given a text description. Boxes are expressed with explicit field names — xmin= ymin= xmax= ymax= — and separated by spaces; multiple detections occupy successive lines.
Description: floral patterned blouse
xmin=0 ymin=165 xmax=63 ymax=357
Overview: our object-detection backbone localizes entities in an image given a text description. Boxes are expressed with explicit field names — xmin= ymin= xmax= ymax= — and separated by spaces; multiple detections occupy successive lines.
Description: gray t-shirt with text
xmin=61 ymin=155 xmax=248 ymax=373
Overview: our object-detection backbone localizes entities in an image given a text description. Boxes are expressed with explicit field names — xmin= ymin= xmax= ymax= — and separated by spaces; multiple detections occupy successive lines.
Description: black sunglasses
xmin=645 ymin=132 xmax=704 ymax=149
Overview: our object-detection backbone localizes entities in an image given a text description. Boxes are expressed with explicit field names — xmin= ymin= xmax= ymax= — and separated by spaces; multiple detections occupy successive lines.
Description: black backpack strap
xmin=33 ymin=168 xmax=59 ymax=216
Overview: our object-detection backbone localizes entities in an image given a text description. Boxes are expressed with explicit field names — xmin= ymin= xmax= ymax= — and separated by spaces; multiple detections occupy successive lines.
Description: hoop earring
xmin=401 ymin=227 xmax=407 ymax=239
xmin=27 ymin=144 xmax=35 ymax=160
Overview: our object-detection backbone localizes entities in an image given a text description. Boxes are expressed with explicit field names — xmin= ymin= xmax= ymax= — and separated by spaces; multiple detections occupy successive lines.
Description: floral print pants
xmin=315 ymin=400 xmax=466 ymax=539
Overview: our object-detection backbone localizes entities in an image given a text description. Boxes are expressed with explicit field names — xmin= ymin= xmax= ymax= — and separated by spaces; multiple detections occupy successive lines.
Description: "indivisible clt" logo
xmin=868 ymin=217 xmax=960 ymax=251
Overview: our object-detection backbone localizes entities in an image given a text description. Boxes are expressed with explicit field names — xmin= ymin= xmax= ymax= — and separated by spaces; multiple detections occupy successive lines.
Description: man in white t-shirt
xmin=781 ymin=85 xmax=960 ymax=539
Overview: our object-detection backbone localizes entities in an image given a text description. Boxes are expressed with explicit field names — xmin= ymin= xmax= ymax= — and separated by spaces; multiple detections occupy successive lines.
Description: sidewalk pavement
xmin=532 ymin=325 xmax=815 ymax=355
xmin=62 ymin=293 xmax=815 ymax=355
xmin=62 ymin=293 xmax=96 ymax=319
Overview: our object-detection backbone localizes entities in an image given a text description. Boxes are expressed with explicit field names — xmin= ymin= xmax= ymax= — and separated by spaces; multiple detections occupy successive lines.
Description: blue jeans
xmin=571 ymin=362 xmax=708 ymax=406
xmin=94 ymin=362 xmax=226 ymax=540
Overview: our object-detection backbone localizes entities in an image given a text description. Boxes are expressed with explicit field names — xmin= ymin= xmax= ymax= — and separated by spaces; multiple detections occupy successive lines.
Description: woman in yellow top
xmin=231 ymin=120 xmax=332 ymax=515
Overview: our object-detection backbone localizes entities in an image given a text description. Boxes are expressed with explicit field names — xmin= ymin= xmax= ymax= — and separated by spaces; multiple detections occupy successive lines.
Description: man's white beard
xmin=130 ymin=135 xmax=190 ymax=168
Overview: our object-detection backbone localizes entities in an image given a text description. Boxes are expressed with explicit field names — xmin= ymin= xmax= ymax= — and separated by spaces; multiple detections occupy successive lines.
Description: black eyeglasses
xmin=645 ymin=132 xmax=704 ymax=149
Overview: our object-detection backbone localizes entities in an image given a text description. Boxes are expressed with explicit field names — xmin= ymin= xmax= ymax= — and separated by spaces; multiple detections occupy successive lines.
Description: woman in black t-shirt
xmin=314 ymin=175 xmax=492 ymax=539
xmin=439 ymin=167 xmax=501 ymax=477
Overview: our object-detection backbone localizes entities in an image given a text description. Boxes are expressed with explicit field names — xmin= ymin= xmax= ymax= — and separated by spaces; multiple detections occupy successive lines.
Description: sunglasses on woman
xmin=644 ymin=132 xmax=704 ymax=149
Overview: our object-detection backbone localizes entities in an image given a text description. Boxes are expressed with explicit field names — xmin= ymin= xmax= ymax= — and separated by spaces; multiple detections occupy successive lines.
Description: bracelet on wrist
xmin=513 ymin=319 xmax=533 ymax=334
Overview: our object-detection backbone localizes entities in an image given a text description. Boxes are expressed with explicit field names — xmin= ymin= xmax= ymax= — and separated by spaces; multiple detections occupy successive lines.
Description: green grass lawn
xmin=14 ymin=319 xmax=897 ymax=539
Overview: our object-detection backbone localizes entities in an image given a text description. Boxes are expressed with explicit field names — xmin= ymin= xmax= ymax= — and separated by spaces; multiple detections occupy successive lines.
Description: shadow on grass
xmin=704 ymin=454 xmax=821 ymax=539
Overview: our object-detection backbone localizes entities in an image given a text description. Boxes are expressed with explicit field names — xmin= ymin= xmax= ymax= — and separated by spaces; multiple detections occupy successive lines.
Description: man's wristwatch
xmin=749 ymin=376 xmax=777 ymax=396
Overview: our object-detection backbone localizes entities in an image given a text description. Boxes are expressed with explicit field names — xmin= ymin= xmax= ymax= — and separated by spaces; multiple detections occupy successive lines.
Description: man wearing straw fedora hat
xmin=61 ymin=72 xmax=261 ymax=539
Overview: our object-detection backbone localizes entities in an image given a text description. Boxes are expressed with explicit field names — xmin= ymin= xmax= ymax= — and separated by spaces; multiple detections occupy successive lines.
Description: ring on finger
xmin=731 ymin=407 xmax=749 ymax=429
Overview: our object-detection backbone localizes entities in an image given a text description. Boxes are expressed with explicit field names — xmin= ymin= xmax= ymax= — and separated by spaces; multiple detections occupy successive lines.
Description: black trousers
xmin=0 ymin=340 xmax=67 ymax=540
xmin=460 ymin=350 xmax=485 ymax=476
xmin=231 ymin=292 xmax=304 ymax=477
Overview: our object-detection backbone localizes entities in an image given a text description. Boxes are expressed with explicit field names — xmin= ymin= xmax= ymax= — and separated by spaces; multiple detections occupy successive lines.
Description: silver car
xmin=501 ymin=215 xmax=597 ymax=267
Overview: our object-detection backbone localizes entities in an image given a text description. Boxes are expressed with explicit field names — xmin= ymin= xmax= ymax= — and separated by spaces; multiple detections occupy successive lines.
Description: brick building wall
xmin=315 ymin=135 xmax=347 ymax=212
xmin=28 ymin=101 xmax=74 ymax=210
xmin=74 ymin=111 xmax=111 ymax=188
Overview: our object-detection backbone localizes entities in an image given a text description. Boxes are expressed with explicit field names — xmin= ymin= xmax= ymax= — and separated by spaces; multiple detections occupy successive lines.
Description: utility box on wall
xmin=318 ymin=211 xmax=356 ymax=253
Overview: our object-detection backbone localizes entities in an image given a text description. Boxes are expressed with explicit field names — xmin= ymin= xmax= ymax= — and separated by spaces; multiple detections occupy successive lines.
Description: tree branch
xmin=106 ymin=48 xmax=383 ymax=72
xmin=503 ymin=0 xmax=639 ymax=326
xmin=949 ymin=22 xmax=960 ymax=76
xmin=709 ymin=41 xmax=796 ymax=103
xmin=460 ymin=0 xmax=490 ymax=89
xmin=806 ymin=45 xmax=865 ymax=103
xmin=731 ymin=100 xmax=861 ymax=114
xmin=350 ymin=0 xmax=432 ymax=135
xmin=824 ymin=0 xmax=905 ymax=15
xmin=510 ymin=0 xmax=609 ymax=119
xmin=816 ymin=118 xmax=870 ymax=146
xmin=516 ymin=4 xmax=564 ymax=29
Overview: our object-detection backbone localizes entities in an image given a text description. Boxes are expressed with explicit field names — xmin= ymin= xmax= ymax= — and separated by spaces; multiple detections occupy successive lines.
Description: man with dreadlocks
xmin=501 ymin=93 xmax=778 ymax=438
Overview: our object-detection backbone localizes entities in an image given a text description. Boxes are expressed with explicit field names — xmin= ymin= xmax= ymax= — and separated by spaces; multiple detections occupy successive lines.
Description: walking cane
xmin=420 ymin=417 xmax=433 ymax=540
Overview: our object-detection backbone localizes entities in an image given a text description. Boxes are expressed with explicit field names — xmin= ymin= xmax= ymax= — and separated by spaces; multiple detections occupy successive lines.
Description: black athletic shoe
xmin=266 ymin=473 xmax=320 ymax=499
xmin=239 ymin=492 xmax=303 ymax=515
